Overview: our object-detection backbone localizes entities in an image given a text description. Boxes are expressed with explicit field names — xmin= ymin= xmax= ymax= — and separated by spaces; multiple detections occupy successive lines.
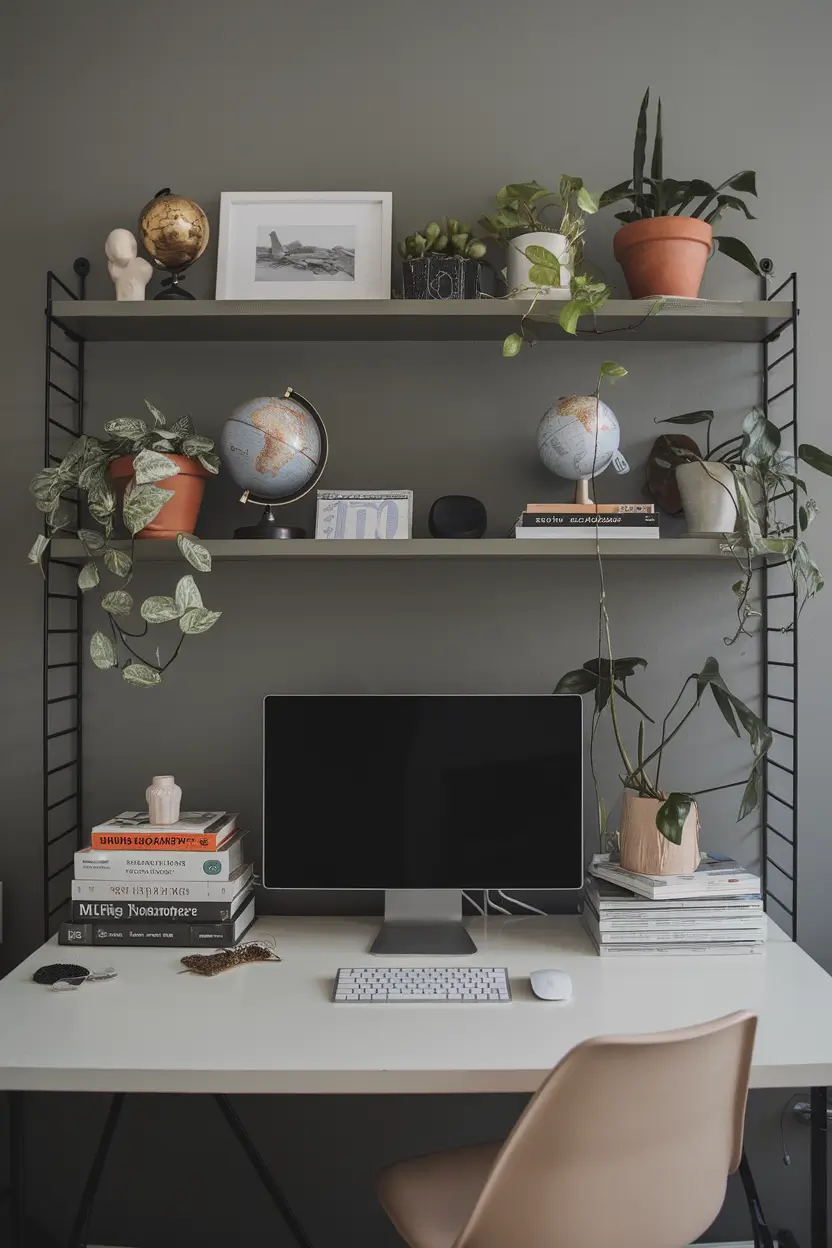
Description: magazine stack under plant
xmin=59 ymin=811 xmax=255 ymax=948
xmin=583 ymin=854 xmax=766 ymax=956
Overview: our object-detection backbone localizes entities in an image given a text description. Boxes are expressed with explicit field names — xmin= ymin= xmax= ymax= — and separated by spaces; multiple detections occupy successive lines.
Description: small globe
xmin=220 ymin=395 xmax=326 ymax=503
xmin=537 ymin=395 xmax=621 ymax=481
xmin=139 ymin=190 xmax=209 ymax=272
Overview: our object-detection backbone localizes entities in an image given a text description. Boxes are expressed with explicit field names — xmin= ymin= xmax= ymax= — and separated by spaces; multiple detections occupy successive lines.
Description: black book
xmin=520 ymin=512 xmax=658 ymax=528
xmin=70 ymin=886 xmax=253 ymax=924
xmin=59 ymin=897 xmax=255 ymax=948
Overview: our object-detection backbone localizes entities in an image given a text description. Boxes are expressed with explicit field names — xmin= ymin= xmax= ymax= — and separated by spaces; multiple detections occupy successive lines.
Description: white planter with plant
xmin=675 ymin=460 xmax=738 ymax=535
xmin=505 ymin=230 xmax=571 ymax=299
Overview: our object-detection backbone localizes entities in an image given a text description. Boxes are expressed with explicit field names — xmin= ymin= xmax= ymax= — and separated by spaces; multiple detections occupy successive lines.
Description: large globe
xmin=220 ymin=395 xmax=326 ymax=502
xmin=537 ymin=395 xmax=621 ymax=481
xmin=139 ymin=190 xmax=209 ymax=272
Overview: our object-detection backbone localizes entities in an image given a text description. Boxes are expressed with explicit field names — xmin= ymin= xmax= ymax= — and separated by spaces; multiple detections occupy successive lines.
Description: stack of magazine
xmin=583 ymin=854 xmax=766 ymax=956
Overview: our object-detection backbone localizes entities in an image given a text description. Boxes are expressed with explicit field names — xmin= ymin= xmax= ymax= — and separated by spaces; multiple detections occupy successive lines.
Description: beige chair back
xmin=456 ymin=1012 xmax=756 ymax=1248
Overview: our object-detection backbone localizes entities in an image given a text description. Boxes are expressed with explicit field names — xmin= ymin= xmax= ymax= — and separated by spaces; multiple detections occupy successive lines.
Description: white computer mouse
xmin=530 ymin=969 xmax=573 ymax=1001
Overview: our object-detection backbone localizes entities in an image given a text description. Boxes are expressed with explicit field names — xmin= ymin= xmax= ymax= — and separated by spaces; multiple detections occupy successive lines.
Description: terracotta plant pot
xmin=618 ymin=791 xmax=700 ymax=876
xmin=109 ymin=454 xmax=210 ymax=539
xmin=613 ymin=217 xmax=713 ymax=299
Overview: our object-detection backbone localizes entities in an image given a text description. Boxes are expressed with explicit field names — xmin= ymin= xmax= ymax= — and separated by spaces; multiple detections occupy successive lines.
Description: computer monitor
xmin=263 ymin=694 xmax=583 ymax=954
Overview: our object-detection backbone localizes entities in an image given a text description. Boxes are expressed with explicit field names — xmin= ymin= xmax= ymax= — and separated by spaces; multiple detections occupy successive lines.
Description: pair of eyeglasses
xmin=51 ymin=967 xmax=119 ymax=993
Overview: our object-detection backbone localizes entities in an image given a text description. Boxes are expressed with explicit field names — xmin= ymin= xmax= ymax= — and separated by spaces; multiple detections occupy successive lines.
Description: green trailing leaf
xmin=799 ymin=443 xmax=832 ymax=477
xmin=710 ymin=684 xmax=740 ymax=737
xmin=140 ymin=595 xmax=181 ymax=623
xmin=181 ymin=435 xmax=215 ymax=458
xmin=198 ymin=452 xmax=221 ymax=475
xmin=30 ymin=466 xmax=63 ymax=504
xmin=599 ymin=361 xmax=628 ymax=379
xmin=28 ymin=534 xmax=50 ymax=567
xmin=90 ymin=631 xmax=116 ymax=670
xmin=554 ymin=669 xmax=598 ymax=696
xmin=122 ymin=481 xmax=174 ymax=536
xmin=658 ymin=410 xmax=714 ymax=428
xmin=104 ymin=417 xmax=147 ymax=440
xmin=78 ymin=528 xmax=106 ymax=555
xmin=176 ymin=533 xmax=211 ymax=572
xmin=738 ymin=761 xmax=762 ymax=820
xmin=103 ymin=547 xmax=132 ymax=578
xmin=77 ymin=561 xmax=100 ymax=592
xmin=502 ymin=333 xmax=523 ymax=358
xmin=524 ymin=244 xmax=560 ymax=268
xmin=558 ymin=300 xmax=583 ymax=336
xmin=713 ymin=235 xmax=760 ymax=275
xmin=133 ymin=448 xmax=179 ymax=485
xmin=179 ymin=607 xmax=222 ymax=635
xmin=175 ymin=574 xmax=203 ymax=613
xmin=527 ymin=264 xmax=561 ymax=288
xmin=655 ymin=792 xmax=693 ymax=845
xmin=88 ymin=478 xmax=117 ymax=522
xmin=584 ymin=656 xmax=647 ymax=680
xmin=122 ymin=662 xmax=162 ymax=687
xmin=144 ymin=400 xmax=167 ymax=428
xmin=101 ymin=589 xmax=133 ymax=616
xmin=576 ymin=185 xmax=599 ymax=214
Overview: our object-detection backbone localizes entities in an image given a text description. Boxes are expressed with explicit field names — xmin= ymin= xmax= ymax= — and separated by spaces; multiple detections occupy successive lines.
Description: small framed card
xmin=315 ymin=491 xmax=413 ymax=540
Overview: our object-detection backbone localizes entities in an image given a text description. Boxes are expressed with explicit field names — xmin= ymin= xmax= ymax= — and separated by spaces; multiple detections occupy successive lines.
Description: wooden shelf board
xmin=50 ymin=298 xmax=794 ymax=344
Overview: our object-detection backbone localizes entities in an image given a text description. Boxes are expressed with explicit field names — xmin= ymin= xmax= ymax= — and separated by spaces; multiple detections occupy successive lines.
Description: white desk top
xmin=1 ymin=916 xmax=831 ymax=1095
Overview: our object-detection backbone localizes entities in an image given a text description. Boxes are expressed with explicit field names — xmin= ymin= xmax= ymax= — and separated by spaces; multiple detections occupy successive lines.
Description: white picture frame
xmin=315 ymin=491 xmax=413 ymax=540
xmin=215 ymin=191 xmax=392 ymax=300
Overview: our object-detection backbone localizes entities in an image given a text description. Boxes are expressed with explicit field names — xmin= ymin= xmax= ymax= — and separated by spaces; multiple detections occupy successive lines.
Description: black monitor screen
xmin=262 ymin=694 xmax=583 ymax=890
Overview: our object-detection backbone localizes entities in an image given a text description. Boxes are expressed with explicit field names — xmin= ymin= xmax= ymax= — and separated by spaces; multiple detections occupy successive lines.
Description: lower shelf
xmin=51 ymin=537 xmax=730 ymax=561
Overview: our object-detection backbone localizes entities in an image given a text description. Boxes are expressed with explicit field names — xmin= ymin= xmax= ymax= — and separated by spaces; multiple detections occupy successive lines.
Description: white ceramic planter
xmin=676 ymin=460 xmax=738 ymax=535
xmin=146 ymin=774 xmax=182 ymax=825
xmin=506 ymin=231 xmax=571 ymax=299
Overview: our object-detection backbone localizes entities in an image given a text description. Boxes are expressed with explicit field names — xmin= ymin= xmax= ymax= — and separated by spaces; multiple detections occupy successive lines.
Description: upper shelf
xmin=51 ymin=538 xmax=730 ymax=561
xmin=50 ymin=299 xmax=794 ymax=344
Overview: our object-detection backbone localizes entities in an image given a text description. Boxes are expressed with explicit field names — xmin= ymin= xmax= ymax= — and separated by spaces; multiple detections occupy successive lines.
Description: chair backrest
xmin=456 ymin=1012 xmax=757 ymax=1248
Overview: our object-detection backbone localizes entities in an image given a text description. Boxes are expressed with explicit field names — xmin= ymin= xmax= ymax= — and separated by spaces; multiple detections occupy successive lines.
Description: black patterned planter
xmin=401 ymin=256 xmax=486 ymax=300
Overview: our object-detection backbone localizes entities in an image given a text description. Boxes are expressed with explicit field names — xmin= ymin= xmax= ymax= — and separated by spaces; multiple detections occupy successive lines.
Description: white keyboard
xmin=333 ymin=966 xmax=511 ymax=1002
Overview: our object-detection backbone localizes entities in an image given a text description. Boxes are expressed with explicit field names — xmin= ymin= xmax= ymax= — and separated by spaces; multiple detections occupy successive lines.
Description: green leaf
xmin=738 ymin=761 xmax=762 ymax=820
xmin=122 ymin=662 xmax=162 ymax=687
xmin=198 ymin=452 xmax=221 ymax=475
xmin=176 ymin=533 xmax=212 ymax=572
xmin=656 ymin=793 xmax=693 ymax=845
xmin=710 ymin=684 xmax=740 ymax=737
xmin=658 ymin=410 xmax=715 ymax=427
xmin=77 ymin=561 xmax=100 ymax=592
xmin=633 ymin=87 xmax=650 ymax=206
xmin=742 ymin=407 xmax=780 ymax=462
xmin=28 ymin=534 xmax=50 ymax=567
xmin=599 ymin=179 xmax=634 ymax=209
xmin=78 ymin=528 xmax=106 ymax=555
xmin=103 ymin=547 xmax=133 ymax=578
xmin=133 ymin=449 xmax=179 ymax=485
xmin=524 ymin=244 xmax=560 ymax=268
xmin=30 ymin=466 xmax=63 ymax=503
xmin=122 ymin=481 xmax=174 ymax=536
xmin=104 ymin=418 xmax=147 ymax=440
xmin=705 ymin=194 xmax=757 ymax=225
xmin=90 ymin=631 xmax=117 ymax=670
xmin=499 ymin=181 xmax=550 ymax=205
xmin=140 ymin=595 xmax=181 ymax=623
xmin=558 ymin=300 xmax=583 ymax=336
xmin=600 ymin=361 xmax=628 ymax=379
xmin=175 ymin=574 xmax=203 ymax=612
xmin=502 ymin=333 xmax=524 ymax=358
xmin=584 ymin=656 xmax=647 ymax=680
xmin=554 ymin=668 xmax=598 ymax=696
xmin=713 ymin=235 xmax=760 ymax=275
xmin=182 ymin=435 xmax=215 ymax=458
xmin=101 ymin=590 xmax=133 ymax=616
xmin=527 ymin=264 xmax=561 ymax=287
xmin=179 ymin=606 xmax=222 ymax=635
xmin=171 ymin=413 xmax=196 ymax=437
xmin=88 ymin=477 xmax=117 ymax=522
xmin=799 ymin=443 xmax=832 ymax=478
xmin=722 ymin=170 xmax=757 ymax=197
xmin=576 ymin=185 xmax=599 ymax=214
xmin=144 ymin=399 xmax=167 ymax=428
xmin=650 ymin=96 xmax=663 ymax=185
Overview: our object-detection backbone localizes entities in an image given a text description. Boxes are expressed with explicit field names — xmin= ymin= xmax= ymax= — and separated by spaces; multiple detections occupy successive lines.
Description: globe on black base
xmin=234 ymin=507 xmax=306 ymax=540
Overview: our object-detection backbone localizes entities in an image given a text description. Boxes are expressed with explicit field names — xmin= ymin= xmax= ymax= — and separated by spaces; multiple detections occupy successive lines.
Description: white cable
xmin=484 ymin=890 xmax=512 ymax=915
xmin=496 ymin=889 xmax=548 ymax=917
xmin=462 ymin=890 xmax=485 ymax=916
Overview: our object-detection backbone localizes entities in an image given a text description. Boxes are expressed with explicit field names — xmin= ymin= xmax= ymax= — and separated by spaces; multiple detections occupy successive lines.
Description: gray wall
xmin=1 ymin=0 xmax=830 ymax=1243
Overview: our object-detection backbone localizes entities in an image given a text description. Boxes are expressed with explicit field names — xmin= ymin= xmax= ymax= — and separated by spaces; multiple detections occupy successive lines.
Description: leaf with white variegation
xmin=179 ymin=607 xmax=222 ymax=635
xmin=176 ymin=533 xmax=211 ymax=572
xmin=104 ymin=418 xmax=147 ymax=440
xmin=101 ymin=590 xmax=133 ymax=616
xmin=90 ymin=631 xmax=116 ymax=670
xmin=171 ymin=413 xmax=195 ymax=437
xmin=122 ymin=662 xmax=162 ymax=687
xmin=122 ymin=481 xmax=174 ymax=536
xmin=133 ymin=449 xmax=180 ymax=485
xmin=198 ymin=452 xmax=220 ymax=475
xmin=78 ymin=528 xmax=106 ymax=555
xmin=175 ymin=574 xmax=203 ymax=612
xmin=103 ymin=547 xmax=132 ymax=578
xmin=140 ymin=595 xmax=181 ymax=623
xmin=78 ymin=562 xmax=100 ymax=592
xmin=88 ymin=478 xmax=117 ymax=522
xmin=28 ymin=534 xmax=50 ymax=567
xmin=182 ymin=435 xmax=215 ymax=458
xmin=144 ymin=399 xmax=167 ymax=428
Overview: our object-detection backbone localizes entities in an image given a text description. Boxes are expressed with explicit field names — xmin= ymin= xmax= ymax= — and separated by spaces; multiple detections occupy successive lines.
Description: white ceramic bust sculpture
xmin=105 ymin=228 xmax=153 ymax=301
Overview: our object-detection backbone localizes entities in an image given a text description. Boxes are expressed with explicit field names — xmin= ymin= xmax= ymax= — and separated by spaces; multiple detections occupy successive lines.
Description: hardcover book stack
xmin=583 ymin=854 xmax=766 ymax=956
xmin=60 ymin=812 xmax=255 ymax=948
xmin=514 ymin=502 xmax=659 ymax=540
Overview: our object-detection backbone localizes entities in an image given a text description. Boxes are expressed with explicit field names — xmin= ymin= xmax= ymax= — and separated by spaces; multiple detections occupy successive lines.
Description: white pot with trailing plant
xmin=479 ymin=177 xmax=600 ymax=300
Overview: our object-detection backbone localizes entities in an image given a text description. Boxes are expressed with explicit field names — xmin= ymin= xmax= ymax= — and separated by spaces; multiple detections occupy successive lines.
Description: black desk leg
xmin=67 ymin=1093 xmax=125 ymax=1248
xmin=810 ymin=1086 xmax=828 ymax=1248
xmin=214 ymin=1095 xmax=315 ymax=1248
xmin=8 ymin=1092 xmax=24 ymax=1248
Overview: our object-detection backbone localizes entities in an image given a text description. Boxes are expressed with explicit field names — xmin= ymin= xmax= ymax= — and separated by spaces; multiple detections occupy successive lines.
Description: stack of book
xmin=60 ymin=811 xmax=255 ymax=948
xmin=582 ymin=854 xmax=766 ymax=956
xmin=514 ymin=502 xmax=658 ymax=540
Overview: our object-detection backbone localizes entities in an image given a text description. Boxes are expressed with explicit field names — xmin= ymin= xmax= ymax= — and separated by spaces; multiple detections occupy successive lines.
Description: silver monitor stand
xmin=370 ymin=889 xmax=477 ymax=955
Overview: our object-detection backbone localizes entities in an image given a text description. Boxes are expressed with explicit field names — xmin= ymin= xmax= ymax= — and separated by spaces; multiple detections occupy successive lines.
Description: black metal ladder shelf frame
xmin=6 ymin=263 xmax=824 ymax=1248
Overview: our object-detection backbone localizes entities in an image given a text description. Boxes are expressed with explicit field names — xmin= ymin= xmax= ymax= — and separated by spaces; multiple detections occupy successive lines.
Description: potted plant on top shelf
xmin=28 ymin=400 xmax=222 ymax=687
xmin=600 ymin=89 xmax=760 ymax=298
xmin=398 ymin=218 xmax=488 ymax=300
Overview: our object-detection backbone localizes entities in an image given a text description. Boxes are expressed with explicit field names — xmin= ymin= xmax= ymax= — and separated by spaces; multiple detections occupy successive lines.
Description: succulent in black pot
xmin=398 ymin=218 xmax=488 ymax=300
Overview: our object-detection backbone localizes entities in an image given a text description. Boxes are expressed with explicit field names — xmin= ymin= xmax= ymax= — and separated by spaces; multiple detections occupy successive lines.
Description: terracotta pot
xmin=613 ymin=217 xmax=713 ymax=299
xmin=109 ymin=454 xmax=210 ymax=539
xmin=618 ymin=791 xmax=700 ymax=876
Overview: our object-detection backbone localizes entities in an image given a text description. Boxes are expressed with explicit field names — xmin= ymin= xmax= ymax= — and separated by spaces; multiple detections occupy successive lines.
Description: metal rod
xmin=8 ymin=1092 xmax=24 ymax=1248
xmin=49 ymin=344 xmax=81 ymax=371
xmin=67 ymin=1094 xmax=126 ymax=1248
xmin=810 ymin=1087 xmax=828 ymax=1248
xmin=766 ymin=858 xmax=794 ymax=881
xmin=46 ymin=862 xmax=73 ymax=883
xmin=47 ymin=415 xmax=79 ymax=435
xmin=47 ymin=661 xmax=79 ymax=670
xmin=792 ymin=274 xmax=799 ymax=941
xmin=47 ymin=824 xmax=79 ymax=847
xmin=767 ymin=659 xmax=795 ymax=668
xmin=48 ymin=380 xmax=80 ymax=405
xmin=48 ymin=316 xmax=82 ymax=343
xmin=47 ymin=898 xmax=71 ymax=918
xmin=47 ymin=694 xmax=78 ymax=706
xmin=47 ymin=792 xmax=76 ymax=810
xmin=768 ymin=758 xmax=794 ymax=775
xmin=47 ymin=759 xmax=77 ymax=775
xmin=776 ymin=420 xmax=795 ymax=431
xmin=771 ymin=727 xmax=794 ymax=739
xmin=766 ymin=591 xmax=794 ymax=600
xmin=46 ymin=269 xmax=80 ymax=300
xmin=766 ymin=273 xmax=795 ymax=300
xmin=46 ymin=726 xmax=77 ymax=741
xmin=768 ymin=383 xmax=794 ymax=404
xmin=47 ymin=592 xmax=78 ymax=601
xmin=770 ymin=491 xmax=794 ymax=503
xmin=769 ymin=791 xmax=794 ymax=810
xmin=766 ymin=892 xmax=793 ymax=916
xmin=767 ymin=346 xmax=794 ymax=370
xmin=768 ymin=694 xmax=794 ymax=704
xmin=767 ymin=824 xmax=794 ymax=845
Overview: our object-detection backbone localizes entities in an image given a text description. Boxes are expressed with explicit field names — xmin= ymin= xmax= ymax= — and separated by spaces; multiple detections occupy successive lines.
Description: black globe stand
xmin=234 ymin=506 xmax=306 ymax=540
xmin=154 ymin=270 xmax=194 ymax=300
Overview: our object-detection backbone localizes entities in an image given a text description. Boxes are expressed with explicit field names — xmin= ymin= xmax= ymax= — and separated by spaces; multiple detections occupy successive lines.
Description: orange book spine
xmin=89 ymin=831 xmax=234 ymax=851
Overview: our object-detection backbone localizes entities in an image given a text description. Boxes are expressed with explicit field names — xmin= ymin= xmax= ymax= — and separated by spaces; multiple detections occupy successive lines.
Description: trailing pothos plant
xmin=28 ymin=400 xmax=222 ymax=688
xmin=599 ymin=87 xmax=760 ymax=275
xmin=550 ymin=363 xmax=772 ymax=846
xmin=654 ymin=406 xmax=832 ymax=643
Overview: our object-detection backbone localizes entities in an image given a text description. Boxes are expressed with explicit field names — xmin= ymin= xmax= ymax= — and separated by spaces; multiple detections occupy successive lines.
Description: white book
xmin=585 ymin=876 xmax=763 ymax=914
xmin=583 ymin=908 xmax=765 ymax=945
xmin=514 ymin=527 xmax=659 ymax=540
xmin=583 ymin=921 xmax=765 ymax=957
xmin=71 ymin=863 xmax=254 ymax=902
xmin=92 ymin=811 xmax=236 ymax=836
xmin=73 ymin=831 xmax=247 ymax=882
xmin=589 ymin=854 xmax=760 ymax=901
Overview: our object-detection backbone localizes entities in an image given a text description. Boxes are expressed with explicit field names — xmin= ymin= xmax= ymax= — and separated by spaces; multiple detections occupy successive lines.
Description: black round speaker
xmin=429 ymin=495 xmax=487 ymax=539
